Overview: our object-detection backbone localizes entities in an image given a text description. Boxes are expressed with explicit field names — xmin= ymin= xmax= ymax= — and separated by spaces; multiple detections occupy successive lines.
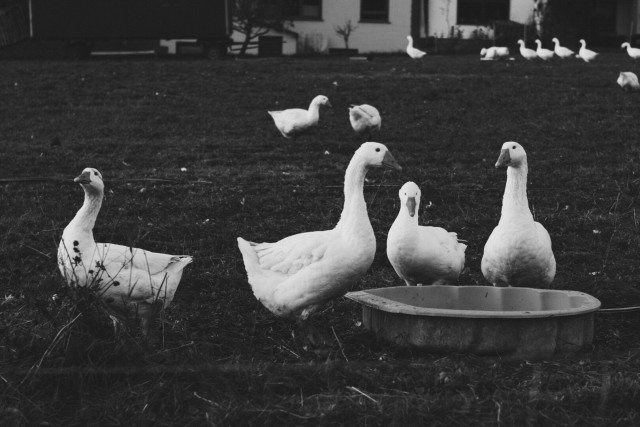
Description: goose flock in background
xmin=578 ymin=39 xmax=599 ymax=62
xmin=517 ymin=39 xmax=538 ymax=60
xmin=480 ymin=46 xmax=510 ymax=60
xmin=493 ymin=37 xmax=640 ymax=90
xmin=405 ymin=35 xmax=427 ymax=59
xmin=621 ymin=42 xmax=640 ymax=60
xmin=47 ymin=33 xmax=640 ymax=334
xmin=552 ymin=37 xmax=575 ymax=58
xmin=268 ymin=95 xmax=332 ymax=138
xmin=534 ymin=39 xmax=554 ymax=60
xmin=618 ymin=71 xmax=640 ymax=90
xmin=348 ymin=104 xmax=381 ymax=137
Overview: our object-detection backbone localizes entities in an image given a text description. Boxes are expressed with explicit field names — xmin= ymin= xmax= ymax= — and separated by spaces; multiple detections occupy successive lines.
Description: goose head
xmin=407 ymin=35 xmax=413 ymax=42
xmin=495 ymin=142 xmax=526 ymax=169
xmin=552 ymin=37 xmax=559 ymax=44
xmin=75 ymin=167 xmax=104 ymax=194
xmin=517 ymin=39 xmax=524 ymax=46
xmin=480 ymin=48 xmax=487 ymax=56
xmin=622 ymin=42 xmax=630 ymax=49
xmin=535 ymin=39 xmax=542 ymax=47
xmin=398 ymin=181 xmax=420 ymax=217
xmin=579 ymin=39 xmax=586 ymax=47
xmin=356 ymin=142 xmax=402 ymax=171
xmin=311 ymin=95 xmax=332 ymax=108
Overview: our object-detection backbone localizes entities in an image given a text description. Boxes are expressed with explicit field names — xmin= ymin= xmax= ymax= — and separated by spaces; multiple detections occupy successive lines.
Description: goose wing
xmin=93 ymin=242 xmax=181 ymax=276
xmin=252 ymin=230 xmax=331 ymax=275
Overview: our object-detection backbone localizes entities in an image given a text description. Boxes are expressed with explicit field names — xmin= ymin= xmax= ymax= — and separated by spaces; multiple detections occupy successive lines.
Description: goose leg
xmin=295 ymin=319 xmax=336 ymax=356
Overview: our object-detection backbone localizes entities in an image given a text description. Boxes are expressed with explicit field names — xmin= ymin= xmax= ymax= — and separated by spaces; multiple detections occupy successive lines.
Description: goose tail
xmin=451 ymin=234 xmax=467 ymax=271
xmin=167 ymin=255 xmax=193 ymax=274
xmin=237 ymin=237 xmax=275 ymax=298
xmin=237 ymin=237 xmax=260 ymax=277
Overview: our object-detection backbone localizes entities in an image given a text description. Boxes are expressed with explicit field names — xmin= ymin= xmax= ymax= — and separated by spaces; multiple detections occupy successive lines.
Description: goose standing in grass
xmin=551 ymin=37 xmax=575 ymax=59
xmin=387 ymin=182 xmax=466 ymax=286
xmin=349 ymin=104 xmax=381 ymax=138
xmin=58 ymin=168 xmax=193 ymax=333
xmin=577 ymin=39 xmax=598 ymax=62
xmin=237 ymin=142 xmax=402 ymax=321
xmin=535 ymin=39 xmax=554 ymax=61
xmin=617 ymin=71 xmax=640 ymax=90
xmin=481 ymin=142 xmax=556 ymax=288
xmin=406 ymin=35 xmax=427 ymax=59
xmin=268 ymin=95 xmax=332 ymax=139
xmin=480 ymin=46 xmax=509 ymax=60
xmin=517 ymin=40 xmax=538 ymax=60
xmin=621 ymin=42 xmax=640 ymax=60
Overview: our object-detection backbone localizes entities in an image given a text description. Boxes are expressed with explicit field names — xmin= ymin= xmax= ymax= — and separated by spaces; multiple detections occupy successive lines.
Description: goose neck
xmin=69 ymin=189 xmax=103 ymax=233
xmin=307 ymin=101 xmax=320 ymax=120
xmin=500 ymin=162 xmax=532 ymax=221
xmin=336 ymin=157 xmax=370 ymax=230
xmin=394 ymin=207 xmax=419 ymax=238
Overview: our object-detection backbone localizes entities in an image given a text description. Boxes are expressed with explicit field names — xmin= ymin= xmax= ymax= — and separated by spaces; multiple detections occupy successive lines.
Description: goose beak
xmin=325 ymin=100 xmax=333 ymax=108
xmin=495 ymin=148 xmax=511 ymax=168
xmin=382 ymin=151 xmax=402 ymax=171
xmin=74 ymin=171 xmax=92 ymax=184
xmin=406 ymin=197 xmax=417 ymax=217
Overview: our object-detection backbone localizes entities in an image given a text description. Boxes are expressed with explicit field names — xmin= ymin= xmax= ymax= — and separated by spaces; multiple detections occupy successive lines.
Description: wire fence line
xmin=0 ymin=176 xmax=628 ymax=196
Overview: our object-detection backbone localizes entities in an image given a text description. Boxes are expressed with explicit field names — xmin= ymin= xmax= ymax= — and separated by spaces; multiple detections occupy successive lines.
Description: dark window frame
xmin=360 ymin=0 xmax=389 ymax=23
xmin=287 ymin=0 xmax=323 ymax=21
xmin=457 ymin=0 xmax=510 ymax=26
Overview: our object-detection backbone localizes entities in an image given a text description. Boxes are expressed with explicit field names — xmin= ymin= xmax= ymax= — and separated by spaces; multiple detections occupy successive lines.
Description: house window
xmin=457 ymin=0 xmax=509 ymax=25
xmin=360 ymin=0 xmax=389 ymax=23
xmin=288 ymin=0 xmax=322 ymax=20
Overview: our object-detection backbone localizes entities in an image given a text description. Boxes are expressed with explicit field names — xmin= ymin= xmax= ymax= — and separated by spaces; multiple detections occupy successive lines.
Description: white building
xmin=231 ymin=0 xmax=640 ymax=55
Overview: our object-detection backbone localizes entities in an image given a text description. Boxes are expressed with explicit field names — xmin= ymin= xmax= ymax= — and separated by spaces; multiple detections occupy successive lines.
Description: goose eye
xmin=512 ymin=145 xmax=516 ymax=149
xmin=375 ymin=148 xmax=380 ymax=152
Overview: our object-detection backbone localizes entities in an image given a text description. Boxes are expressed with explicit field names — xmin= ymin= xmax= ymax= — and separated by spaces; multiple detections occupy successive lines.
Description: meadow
xmin=1 ymin=52 xmax=640 ymax=425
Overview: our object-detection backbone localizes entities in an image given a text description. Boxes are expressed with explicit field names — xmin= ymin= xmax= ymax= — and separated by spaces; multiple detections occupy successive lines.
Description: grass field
xmin=2 ymin=52 xmax=640 ymax=425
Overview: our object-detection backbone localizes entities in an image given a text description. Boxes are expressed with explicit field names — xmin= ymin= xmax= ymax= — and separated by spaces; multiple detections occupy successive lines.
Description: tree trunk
xmin=239 ymin=32 xmax=252 ymax=55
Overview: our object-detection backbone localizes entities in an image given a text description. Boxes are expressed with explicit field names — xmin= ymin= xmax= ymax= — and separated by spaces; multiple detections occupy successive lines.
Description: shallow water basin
xmin=346 ymin=286 xmax=601 ymax=360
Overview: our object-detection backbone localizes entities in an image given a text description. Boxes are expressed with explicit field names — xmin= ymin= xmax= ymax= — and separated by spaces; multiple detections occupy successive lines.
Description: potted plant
xmin=330 ymin=19 xmax=359 ymax=55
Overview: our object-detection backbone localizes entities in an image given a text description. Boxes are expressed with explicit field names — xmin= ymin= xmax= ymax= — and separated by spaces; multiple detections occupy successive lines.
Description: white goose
xmin=406 ymin=35 xmax=427 ymax=59
xmin=481 ymin=142 xmax=556 ymax=288
xmin=535 ymin=39 xmax=554 ymax=60
xmin=349 ymin=104 xmax=381 ymax=137
xmin=58 ymin=168 xmax=193 ymax=332
xmin=621 ymin=42 xmax=640 ymax=60
xmin=617 ymin=71 xmax=640 ymax=90
xmin=480 ymin=46 xmax=510 ymax=60
xmin=237 ymin=142 xmax=402 ymax=319
xmin=268 ymin=95 xmax=332 ymax=139
xmin=577 ymin=39 xmax=598 ymax=62
xmin=517 ymin=40 xmax=538 ymax=60
xmin=387 ymin=182 xmax=466 ymax=286
xmin=551 ymin=37 xmax=575 ymax=58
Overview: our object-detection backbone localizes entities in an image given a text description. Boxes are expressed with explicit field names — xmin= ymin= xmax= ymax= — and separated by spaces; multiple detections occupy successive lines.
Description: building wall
xmin=291 ymin=0 xmax=411 ymax=53
xmin=231 ymin=0 xmax=411 ymax=55
xmin=427 ymin=0 xmax=534 ymax=38
xmin=231 ymin=0 xmax=539 ymax=55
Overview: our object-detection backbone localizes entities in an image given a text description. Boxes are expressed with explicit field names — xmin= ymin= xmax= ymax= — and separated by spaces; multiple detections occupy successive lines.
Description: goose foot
xmin=295 ymin=320 xmax=336 ymax=357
